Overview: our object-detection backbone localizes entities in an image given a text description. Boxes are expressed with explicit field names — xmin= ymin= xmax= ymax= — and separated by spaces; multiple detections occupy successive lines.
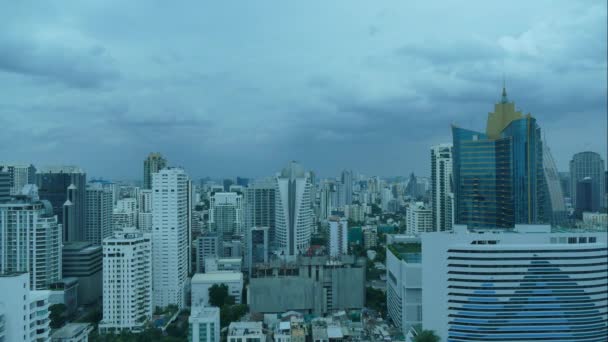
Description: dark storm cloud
xmin=0 ymin=0 xmax=605 ymax=179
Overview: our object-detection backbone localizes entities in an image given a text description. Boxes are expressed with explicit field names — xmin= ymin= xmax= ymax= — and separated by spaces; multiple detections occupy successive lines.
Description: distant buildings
xmin=452 ymin=88 xmax=544 ymax=228
xmin=406 ymin=202 xmax=432 ymax=235
xmin=243 ymin=179 xmax=276 ymax=245
xmin=570 ymin=151 xmax=606 ymax=213
xmin=0 ymin=163 xmax=36 ymax=195
xmin=196 ymin=232 xmax=223 ymax=273
xmin=0 ymin=272 xmax=51 ymax=342
xmin=0 ymin=185 xmax=62 ymax=290
xmin=275 ymin=161 xmax=313 ymax=258
xmin=85 ymin=181 xmax=113 ymax=244
xmin=328 ymin=216 xmax=348 ymax=257
xmin=100 ymin=228 xmax=152 ymax=334
xmin=341 ymin=170 xmax=353 ymax=205
xmin=430 ymin=144 xmax=453 ymax=232
xmin=209 ymin=192 xmax=243 ymax=243
xmin=0 ymin=169 xmax=10 ymax=201
xmin=191 ymin=271 xmax=243 ymax=306
xmin=189 ymin=305 xmax=220 ymax=342
xmin=152 ymin=167 xmax=189 ymax=308
xmin=36 ymin=166 xmax=86 ymax=241
xmin=143 ymin=152 xmax=167 ymax=190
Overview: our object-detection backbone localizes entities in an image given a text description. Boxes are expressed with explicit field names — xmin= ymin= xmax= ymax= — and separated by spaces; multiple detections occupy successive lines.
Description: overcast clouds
xmin=0 ymin=1 xmax=606 ymax=180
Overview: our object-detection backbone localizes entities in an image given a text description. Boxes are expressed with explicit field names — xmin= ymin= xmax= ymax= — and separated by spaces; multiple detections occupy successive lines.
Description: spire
xmin=501 ymin=75 xmax=509 ymax=103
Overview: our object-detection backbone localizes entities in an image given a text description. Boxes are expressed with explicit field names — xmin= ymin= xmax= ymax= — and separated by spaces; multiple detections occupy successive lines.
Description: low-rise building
xmin=188 ymin=305 xmax=220 ymax=342
xmin=227 ymin=322 xmax=265 ymax=342
xmin=51 ymin=323 xmax=93 ymax=342
xmin=191 ymin=272 xmax=243 ymax=306
xmin=204 ymin=257 xmax=242 ymax=273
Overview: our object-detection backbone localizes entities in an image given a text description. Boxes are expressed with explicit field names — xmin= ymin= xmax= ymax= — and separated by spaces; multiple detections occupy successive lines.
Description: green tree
xmin=49 ymin=304 xmax=67 ymax=329
xmin=220 ymin=304 xmax=248 ymax=327
xmin=365 ymin=287 xmax=387 ymax=317
xmin=209 ymin=284 xmax=234 ymax=307
xmin=413 ymin=330 xmax=441 ymax=342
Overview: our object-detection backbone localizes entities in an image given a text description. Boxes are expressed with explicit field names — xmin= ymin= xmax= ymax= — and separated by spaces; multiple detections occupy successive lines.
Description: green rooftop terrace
xmin=388 ymin=243 xmax=422 ymax=263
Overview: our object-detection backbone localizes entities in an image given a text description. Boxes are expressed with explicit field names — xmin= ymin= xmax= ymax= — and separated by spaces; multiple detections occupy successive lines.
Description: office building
xmin=85 ymin=182 xmax=113 ymax=245
xmin=188 ymin=305 xmax=220 ymax=342
xmin=341 ymin=170 xmax=353 ymax=205
xmin=452 ymin=88 xmax=544 ymax=228
xmin=541 ymin=144 xmax=568 ymax=226
xmin=227 ymin=322 xmax=265 ymax=342
xmin=191 ymin=272 xmax=243 ymax=306
xmin=0 ymin=185 xmax=62 ymax=290
xmin=152 ymin=167 xmax=189 ymax=308
xmin=243 ymin=179 xmax=275 ymax=245
xmin=430 ymin=144 xmax=453 ymax=232
xmin=570 ymin=151 xmax=606 ymax=212
xmin=196 ymin=233 xmax=223 ymax=273
xmin=99 ymin=228 xmax=152 ymax=334
xmin=418 ymin=225 xmax=608 ymax=341
xmin=36 ymin=166 xmax=86 ymax=241
xmin=328 ymin=216 xmax=348 ymax=257
xmin=275 ymin=161 xmax=313 ymax=258
xmin=143 ymin=152 xmax=167 ymax=190
xmin=246 ymin=226 xmax=269 ymax=274
xmin=406 ymin=202 xmax=432 ymax=235
xmin=249 ymin=255 xmax=365 ymax=315
xmin=209 ymin=192 xmax=243 ymax=242
xmin=0 ymin=163 xmax=36 ymax=195
xmin=0 ymin=272 xmax=51 ymax=342
xmin=50 ymin=323 xmax=93 ymax=342
xmin=62 ymin=242 xmax=102 ymax=305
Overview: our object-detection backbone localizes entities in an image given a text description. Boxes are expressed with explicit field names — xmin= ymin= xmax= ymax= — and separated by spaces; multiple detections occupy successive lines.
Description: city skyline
xmin=0 ymin=1 xmax=606 ymax=180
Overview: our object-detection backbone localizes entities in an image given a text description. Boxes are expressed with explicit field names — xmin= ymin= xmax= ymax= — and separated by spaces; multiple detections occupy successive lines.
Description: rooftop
xmin=192 ymin=271 xmax=243 ymax=283
xmin=51 ymin=323 xmax=92 ymax=339
xmin=388 ymin=243 xmax=422 ymax=263
xmin=228 ymin=321 xmax=263 ymax=336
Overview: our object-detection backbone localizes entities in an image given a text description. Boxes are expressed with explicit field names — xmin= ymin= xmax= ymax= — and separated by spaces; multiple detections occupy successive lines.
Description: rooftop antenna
xmin=501 ymin=72 xmax=509 ymax=104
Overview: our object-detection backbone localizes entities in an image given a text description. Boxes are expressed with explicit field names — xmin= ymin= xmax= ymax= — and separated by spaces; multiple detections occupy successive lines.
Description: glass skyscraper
xmin=452 ymin=88 xmax=544 ymax=228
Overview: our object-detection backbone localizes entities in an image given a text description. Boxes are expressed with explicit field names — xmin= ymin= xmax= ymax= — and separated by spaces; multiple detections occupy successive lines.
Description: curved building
xmin=542 ymin=143 xmax=568 ymax=226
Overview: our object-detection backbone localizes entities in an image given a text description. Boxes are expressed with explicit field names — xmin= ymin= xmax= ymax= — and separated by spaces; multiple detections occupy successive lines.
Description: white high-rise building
xmin=381 ymin=188 xmax=393 ymax=211
xmin=430 ymin=144 xmax=453 ymax=232
xmin=209 ymin=192 xmax=243 ymax=242
xmin=0 ymin=272 xmax=51 ymax=342
xmin=189 ymin=305 xmax=220 ymax=342
xmin=138 ymin=189 xmax=153 ymax=213
xmin=328 ymin=216 xmax=348 ymax=257
xmin=0 ymin=163 xmax=36 ymax=195
xmin=138 ymin=212 xmax=153 ymax=232
xmin=152 ymin=167 xmax=189 ymax=308
xmin=275 ymin=161 xmax=313 ymax=258
xmin=99 ymin=228 xmax=152 ymax=334
xmin=406 ymin=202 xmax=432 ymax=235
xmin=0 ymin=185 xmax=62 ymax=290
xmin=85 ymin=182 xmax=113 ymax=245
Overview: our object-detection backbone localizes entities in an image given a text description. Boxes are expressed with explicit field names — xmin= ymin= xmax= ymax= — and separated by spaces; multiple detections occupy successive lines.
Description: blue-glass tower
xmin=452 ymin=88 xmax=545 ymax=228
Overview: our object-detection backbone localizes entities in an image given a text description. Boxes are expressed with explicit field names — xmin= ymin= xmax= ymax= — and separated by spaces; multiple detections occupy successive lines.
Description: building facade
xmin=62 ymin=242 xmax=102 ymax=306
xmin=188 ymin=305 xmax=220 ymax=342
xmin=0 ymin=163 xmax=36 ymax=195
xmin=143 ymin=152 xmax=167 ymax=190
xmin=570 ymin=151 xmax=606 ymax=212
xmin=100 ymin=228 xmax=152 ymax=334
xmin=152 ymin=167 xmax=189 ymax=308
xmin=85 ymin=182 xmax=113 ymax=245
xmin=243 ymin=179 xmax=276 ymax=246
xmin=191 ymin=272 xmax=243 ymax=306
xmin=328 ymin=217 xmax=348 ymax=257
xmin=430 ymin=144 xmax=453 ymax=232
xmin=406 ymin=202 xmax=432 ymax=235
xmin=209 ymin=192 xmax=243 ymax=242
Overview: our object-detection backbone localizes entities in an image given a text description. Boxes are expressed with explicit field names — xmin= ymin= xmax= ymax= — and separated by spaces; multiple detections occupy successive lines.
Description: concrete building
xmin=36 ymin=166 xmax=86 ymax=242
xmin=248 ymin=255 xmax=365 ymax=315
xmin=582 ymin=211 xmax=608 ymax=227
xmin=188 ymin=305 xmax=220 ymax=342
xmin=381 ymin=188 xmax=393 ymax=212
xmin=386 ymin=237 xmax=422 ymax=335
xmin=227 ymin=322 xmax=265 ymax=342
xmin=0 ymin=272 xmax=51 ymax=342
xmin=209 ymin=192 xmax=243 ymax=242
xmin=196 ymin=233 xmax=223 ymax=273
xmin=406 ymin=202 xmax=432 ymax=235
xmin=138 ymin=212 xmax=152 ymax=232
xmin=246 ymin=226 xmax=269 ymax=274
xmin=0 ymin=185 xmax=62 ymax=290
xmin=152 ymin=167 xmax=189 ymax=309
xmin=62 ymin=242 xmax=102 ymax=305
xmin=430 ymin=144 xmax=453 ymax=232
xmin=328 ymin=217 xmax=348 ymax=257
xmin=50 ymin=323 xmax=93 ymax=342
xmin=362 ymin=226 xmax=378 ymax=249
xmin=138 ymin=189 xmax=153 ymax=213
xmin=244 ymin=179 xmax=276 ymax=245
xmin=0 ymin=169 xmax=10 ymax=202
xmin=100 ymin=228 xmax=152 ymax=334
xmin=191 ymin=271 xmax=243 ymax=306
xmin=570 ymin=151 xmax=606 ymax=212
xmin=413 ymin=225 xmax=608 ymax=341
xmin=85 ymin=182 xmax=113 ymax=245
xmin=0 ymin=163 xmax=36 ymax=195
xmin=143 ymin=152 xmax=167 ymax=190
xmin=275 ymin=161 xmax=313 ymax=258
xmin=49 ymin=277 xmax=79 ymax=316
xmin=204 ymin=257 xmax=242 ymax=273
xmin=341 ymin=170 xmax=353 ymax=206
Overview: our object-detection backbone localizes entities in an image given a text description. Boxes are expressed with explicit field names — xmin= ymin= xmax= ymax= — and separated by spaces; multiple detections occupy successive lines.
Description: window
xmin=567 ymin=237 xmax=577 ymax=244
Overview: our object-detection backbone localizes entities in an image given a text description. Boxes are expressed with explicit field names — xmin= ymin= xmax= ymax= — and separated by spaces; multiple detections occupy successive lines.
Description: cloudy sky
xmin=1 ymin=1 xmax=606 ymax=180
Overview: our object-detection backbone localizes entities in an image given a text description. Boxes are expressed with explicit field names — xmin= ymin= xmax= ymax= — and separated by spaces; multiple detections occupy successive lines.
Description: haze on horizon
xmin=0 ymin=0 xmax=606 ymax=180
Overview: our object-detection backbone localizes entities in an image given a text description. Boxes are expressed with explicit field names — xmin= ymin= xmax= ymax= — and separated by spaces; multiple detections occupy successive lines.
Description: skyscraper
xmin=143 ymin=152 xmax=167 ymax=190
xmin=541 ymin=144 xmax=568 ymax=226
xmin=0 ymin=185 xmax=62 ymax=290
xmin=328 ymin=216 xmax=348 ymax=257
xmin=0 ymin=169 xmax=10 ymax=202
xmin=243 ymin=179 xmax=275 ymax=244
xmin=341 ymin=170 xmax=353 ymax=205
xmin=275 ymin=161 xmax=313 ymax=258
xmin=430 ymin=144 xmax=453 ymax=232
xmin=452 ymin=87 xmax=544 ymax=228
xmin=99 ymin=228 xmax=152 ymax=334
xmin=36 ymin=166 xmax=86 ymax=241
xmin=0 ymin=163 xmax=36 ymax=195
xmin=570 ymin=151 xmax=605 ymax=212
xmin=85 ymin=182 xmax=113 ymax=245
xmin=152 ymin=167 xmax=189 ymax=308
xmin=209 ymin=192 xmax=243 ymax=243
